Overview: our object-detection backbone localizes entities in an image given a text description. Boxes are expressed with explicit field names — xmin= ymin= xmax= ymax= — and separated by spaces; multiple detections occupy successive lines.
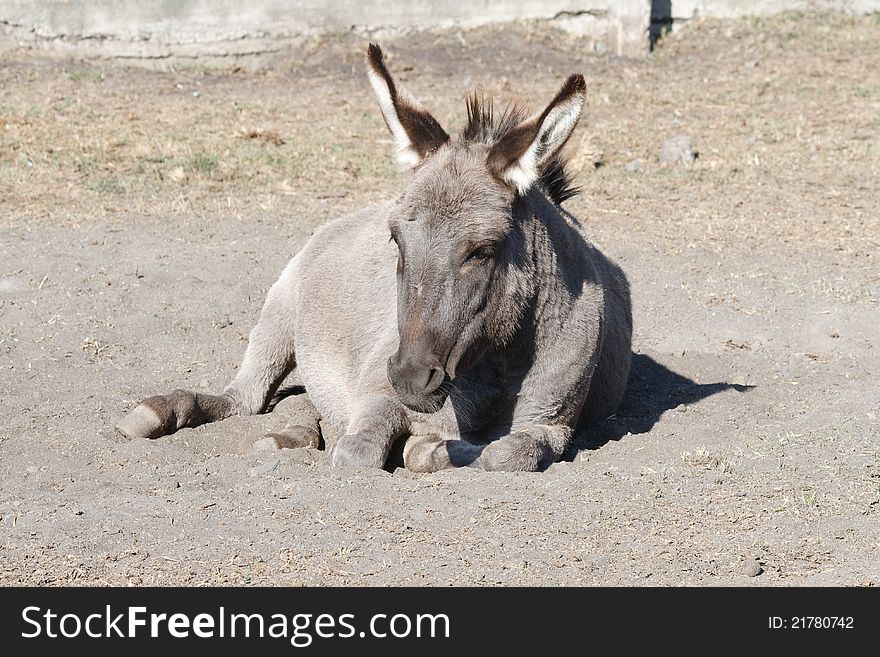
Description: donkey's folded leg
xmin=116 ymin=389 xmax=235 ymax=440
xmin=118 ymin=259 xmax=299 ymax=440
xmin=221 ymin=260 xmax=299 ymax=416
xmin=248 ymin=425 xmax=321 ymax=452
xmin=476 ymin=424 xmax=571 ymax=472
xmin=402 ymin=435 xmax=483 ymax=473
xmin=403 ymin=425 xmax=571 ymax=473
xmin=331 ymin=395 xmax=408 ymax=468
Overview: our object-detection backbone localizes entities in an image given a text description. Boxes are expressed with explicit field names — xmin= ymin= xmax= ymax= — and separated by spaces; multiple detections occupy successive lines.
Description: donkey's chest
xmin=408 ymin=372 xmax=520 ymax=441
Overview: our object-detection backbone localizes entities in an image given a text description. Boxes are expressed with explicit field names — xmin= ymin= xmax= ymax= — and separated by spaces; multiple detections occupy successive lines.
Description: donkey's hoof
xmin=240 ymin=425 xmax=321 ymax=453
xmin=476 ymin=432 xmax=543 ymax=472
xmin=116 ymin=403 xmax=166 ymax=440
xmin=331 ymin=433 xmax=386 ymax=469
xmin=402 ymin=434 xmax=450 ymax=473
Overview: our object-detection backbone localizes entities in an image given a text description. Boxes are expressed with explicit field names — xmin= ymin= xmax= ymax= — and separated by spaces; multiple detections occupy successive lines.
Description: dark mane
xmin=460 ymin=91 xmax=580 ymax=206
xmin=461 ymin=93 xmax=528 ymax=145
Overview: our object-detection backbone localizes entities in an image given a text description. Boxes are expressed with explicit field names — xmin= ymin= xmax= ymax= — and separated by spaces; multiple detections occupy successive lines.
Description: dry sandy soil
xmin=1 ymin=13 xmax=878 ymax=586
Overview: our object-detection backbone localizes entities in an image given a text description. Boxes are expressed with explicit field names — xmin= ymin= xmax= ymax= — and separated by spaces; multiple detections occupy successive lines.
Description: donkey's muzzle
xmin=387 ymin=352 xmax=447 ymax=413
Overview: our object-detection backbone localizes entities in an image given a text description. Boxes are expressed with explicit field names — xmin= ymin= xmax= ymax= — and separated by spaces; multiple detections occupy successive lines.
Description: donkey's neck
xmin=515 ymin=192 xmax=589 ymax=341
xmin=481 ymin=190 xmax=594 ymax=376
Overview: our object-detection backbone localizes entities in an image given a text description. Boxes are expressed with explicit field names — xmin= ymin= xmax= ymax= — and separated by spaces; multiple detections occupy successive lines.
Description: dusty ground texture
xmin=1 ymin=13 xmax=878 ymax=586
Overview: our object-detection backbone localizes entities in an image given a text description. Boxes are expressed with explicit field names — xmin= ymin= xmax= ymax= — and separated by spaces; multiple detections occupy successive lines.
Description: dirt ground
xmin=1 ymin=13 xmax=878 ymax=586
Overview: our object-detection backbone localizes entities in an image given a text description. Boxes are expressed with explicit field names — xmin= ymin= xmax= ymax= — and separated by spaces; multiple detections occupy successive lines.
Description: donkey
xmin=117 ymin=44 xmax=632 ymax=472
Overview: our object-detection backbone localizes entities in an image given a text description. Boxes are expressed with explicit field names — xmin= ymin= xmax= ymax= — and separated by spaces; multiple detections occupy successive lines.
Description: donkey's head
xmin=367 ymin=44 xmax=586 ymax=413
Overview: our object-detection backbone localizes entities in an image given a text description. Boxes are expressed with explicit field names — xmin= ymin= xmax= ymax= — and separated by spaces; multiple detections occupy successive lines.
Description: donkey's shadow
xmin=271 ymin=353 xmax=753 ymax=466
xmin=568 ymin=353 xmax=753 ymax=456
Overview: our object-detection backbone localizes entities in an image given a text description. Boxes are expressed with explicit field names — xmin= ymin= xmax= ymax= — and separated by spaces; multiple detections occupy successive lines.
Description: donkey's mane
xmin=460 ymin=92 xmax=581 ymax=205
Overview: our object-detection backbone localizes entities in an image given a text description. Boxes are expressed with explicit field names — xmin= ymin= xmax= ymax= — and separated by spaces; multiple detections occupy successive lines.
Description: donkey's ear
xmin=366 ymin=44 xmax=449 ymax=170
xmin=487 ymin=75 xmax=586 ymax=194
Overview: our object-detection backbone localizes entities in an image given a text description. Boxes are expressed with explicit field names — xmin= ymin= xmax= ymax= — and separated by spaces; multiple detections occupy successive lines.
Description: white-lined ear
xmin=488 ymin=75 xmax=586 ymax=194
xmin=366 ymin=44 xmax=449 ymax=170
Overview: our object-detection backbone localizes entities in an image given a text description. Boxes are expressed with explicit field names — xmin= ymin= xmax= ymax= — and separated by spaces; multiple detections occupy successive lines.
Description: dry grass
xmin=1 ymin=12 xmax=879 ymax=262
xmin=682 ymin=447 xmax=735 ymax=474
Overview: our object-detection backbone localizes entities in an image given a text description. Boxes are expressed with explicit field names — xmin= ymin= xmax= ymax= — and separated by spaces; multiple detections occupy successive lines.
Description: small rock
xmin=742 ymin=560 xmax=763 ymax=577
xmin=660 ymin=135 xmax=695 ymax=165
xmin=624 ymin=159 xmax=642 ymax=173
xmin=251 ymin=437 xmax=281 ymax=452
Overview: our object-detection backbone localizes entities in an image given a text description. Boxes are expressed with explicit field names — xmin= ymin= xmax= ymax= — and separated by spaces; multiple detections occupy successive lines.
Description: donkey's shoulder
xmin=301 ymin=201 xmax=392 ymax=252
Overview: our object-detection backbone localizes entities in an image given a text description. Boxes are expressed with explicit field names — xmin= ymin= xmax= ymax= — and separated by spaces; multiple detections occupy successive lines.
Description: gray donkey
xmin=117 ymin=45 xmax=632 ymax=472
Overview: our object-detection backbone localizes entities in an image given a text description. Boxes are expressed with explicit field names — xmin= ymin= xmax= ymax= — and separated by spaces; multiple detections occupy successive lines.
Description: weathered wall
xmin=1 ymin=1 xmax=878 ymax=61
xmin=650 ymin=0 xmax=879 ymax=43
xmin=670 ymin=0 xmax=879 ymax=20
xmin=0 ymin=0 xmax=610 ymax=42
xmin=0 ymin=0 xmax=614 ymax=59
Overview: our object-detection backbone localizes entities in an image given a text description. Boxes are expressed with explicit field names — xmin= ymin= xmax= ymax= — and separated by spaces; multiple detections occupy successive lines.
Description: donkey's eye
xmin=463 ymin=246 xmax=494 ymax=266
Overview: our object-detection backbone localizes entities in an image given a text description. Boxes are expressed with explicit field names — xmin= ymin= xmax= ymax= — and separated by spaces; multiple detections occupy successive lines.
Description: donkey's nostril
xmin=388 ymin=354 xmax=445 ymax=397
xmin=424 ymin=365 xmax=445 ymax=395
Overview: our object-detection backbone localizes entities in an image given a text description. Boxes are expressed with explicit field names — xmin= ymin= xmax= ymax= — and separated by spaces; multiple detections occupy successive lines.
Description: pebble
xmin=250 ymin=437 xmax=279 ymax=452
xmin=660 ymin=135 xmax=695 ymax=165
xmin=743 ymin=560 xmax=763 ymax=577
xmin=624 ymin=159 xmax=642 ymax=173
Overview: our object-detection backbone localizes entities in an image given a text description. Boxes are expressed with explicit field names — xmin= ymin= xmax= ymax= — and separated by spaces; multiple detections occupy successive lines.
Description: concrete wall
xmin=0 ymin=0 xmax=638 ymax=59
xmin=0 ymin=0 xmax=614 ymax=59
xmin=1 ymin=1 xmax=878 ymax=61
xmin=0 ymin=0 xmax=610 ymax=42
xmin=650 ymin=0 xmax=879 ymax=42
xmin=669 ymin=0 xmax=879 ymax=21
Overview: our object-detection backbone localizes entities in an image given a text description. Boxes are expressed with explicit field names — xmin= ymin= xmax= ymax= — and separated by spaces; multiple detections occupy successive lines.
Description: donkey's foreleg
xmin=117 ymin=262 xmax=298 ymax=440
xmin=116 ymin=388 xmax=236 ymax=440
xmin=221 ymin=264 xmax=298 ymax=416
xmin=331 ymin=395 xmax=408 ymax=468
xmin=476 ymin=425 xmax=571 ymax=471
xmin=403 ymin=424 xmax=572 ymax=473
